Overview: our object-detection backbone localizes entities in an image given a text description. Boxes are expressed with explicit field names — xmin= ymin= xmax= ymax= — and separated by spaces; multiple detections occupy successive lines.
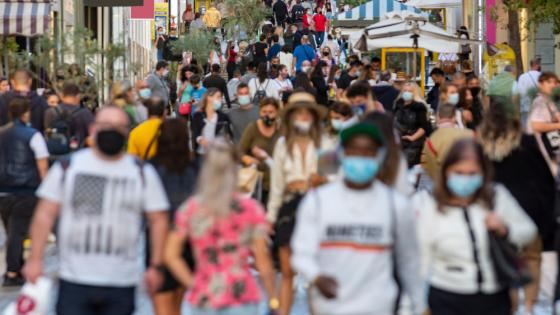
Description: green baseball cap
xmin=340 ymin=123 xmax=385 ymax=146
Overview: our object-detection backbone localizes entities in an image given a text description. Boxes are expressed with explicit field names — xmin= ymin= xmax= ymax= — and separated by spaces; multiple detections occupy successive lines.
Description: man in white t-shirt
xmin=518 ymin=57 xmax=541 ymax=126
xmin=23 ymin=106 xmax=170 ymax=315
xmin=0 ymin=97 xmax=49 ymax=287
xmin=270 ymin=64 xmax=293 ymax=101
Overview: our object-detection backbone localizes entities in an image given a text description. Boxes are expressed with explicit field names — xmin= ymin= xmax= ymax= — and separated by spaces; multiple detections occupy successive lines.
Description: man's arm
xmin=22 ymin=199 xmax=60 ymax=283
xmin=36 ymin=158 xmax=49 ymax=180
xmin=147 ymin=211 xmax=168 ymax=266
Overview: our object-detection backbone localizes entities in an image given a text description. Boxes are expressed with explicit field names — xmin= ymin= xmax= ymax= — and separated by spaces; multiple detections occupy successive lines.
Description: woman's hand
xmin=252 ymin=146 xmax=269 ymax=161
xmin=242 ymin=155 xmax=260 ymax=166
xmin=485 ymin=212 xmax=508 ymax=237
xmin=309 ymin=173 xmax=328 ymax=188
xmin=401 ymin=135 xmax=412 ymax=142
xmin=198 ymin=137 xmax=209 ymax=148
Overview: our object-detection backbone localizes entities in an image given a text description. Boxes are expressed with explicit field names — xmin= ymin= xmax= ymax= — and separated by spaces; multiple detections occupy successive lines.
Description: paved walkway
xmin=0 ymin=229 xmax=554 ymax=315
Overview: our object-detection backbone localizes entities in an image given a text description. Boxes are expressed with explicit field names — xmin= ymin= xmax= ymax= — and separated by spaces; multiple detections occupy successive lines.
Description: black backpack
xmin=46 ymin=106 xmax=84 ymax=156
xmin=253 ymin=80 xmax=269 ymax=106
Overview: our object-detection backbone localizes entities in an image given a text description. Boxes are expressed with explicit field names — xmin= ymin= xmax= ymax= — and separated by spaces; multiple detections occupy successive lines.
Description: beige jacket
xmin=267 ymin=137 xmax=319 ymax=223
xmin=421 ymin=125 xmax=474 ymax=181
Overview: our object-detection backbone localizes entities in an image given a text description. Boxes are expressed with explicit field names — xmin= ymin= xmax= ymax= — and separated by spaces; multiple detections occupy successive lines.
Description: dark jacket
xmin=0 ymin=91 xmax=48 ymax=133
xmin=489 ymin=134 xmax=556 ymax=250
xmin=394 ymin=100 xmax=429 ymax=166
xmin=0 ymin=120 xmax=41 ymax=194
xmin=311 ymin=75 xmax=329 ymax=107
xmin=273 ymin=0 xmax=288 ymax=21
xmin=426 ymin=83 xmax=440 ymax=111
xmin=203 ymin=74 xmax=232 ymax=108
xmin=372 ymin=84 xmax=400 ymax=113
xmin=191 ymin=111 xmax=233 ymax=152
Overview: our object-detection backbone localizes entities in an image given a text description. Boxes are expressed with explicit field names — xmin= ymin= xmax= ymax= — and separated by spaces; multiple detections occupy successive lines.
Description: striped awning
xmin=337 ymin=0 xmax=424 ymax=21
xmin=0 ymin=0 xmax=51 ymax=37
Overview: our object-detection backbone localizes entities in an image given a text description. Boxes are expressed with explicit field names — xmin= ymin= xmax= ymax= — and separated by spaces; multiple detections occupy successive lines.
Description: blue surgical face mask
xmin=447 ymin=173 xmax=483 ymax=198
xmin=238 ymin=95 xmax=251 ymax=106
xmin=139 ymin=88 xmax=151 ymax=99
xmin=448 ymin=93 xmax=460 ymax=106
xmin=402 ymin=91 xmax=413 ymax=102
xmin=331 ymin=119 xmax=344 ymax=131
xmin=340 ymin=154 xmax=383 ymax=184
xmin=353 ymin=103 xmax=366 ymax=116
xmin=213 ymin=99 xmax=222 ymax=110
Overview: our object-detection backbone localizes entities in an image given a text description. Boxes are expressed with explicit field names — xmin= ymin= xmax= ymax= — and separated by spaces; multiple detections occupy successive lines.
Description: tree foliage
xmin=3 ymin=27 xmax=128 ymax=107
xmin=171 ymin=29 xmax=216 ymax=64
xmin=497 ymin=0 xmax=560 ymax=38
xmin=222 ymin=0 xmax=271 ymax=40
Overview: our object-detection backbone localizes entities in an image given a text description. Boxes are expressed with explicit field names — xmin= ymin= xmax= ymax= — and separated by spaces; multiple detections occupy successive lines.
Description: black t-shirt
xmin=156 ymin=35 xmax=167 ymax=49
xmin=291 ymin=4 xmax=305 ymax=22
xmin=253 ymin=42 xmax=268 ymax=64
xmin=336 ymin=71 xmax=356 ymax=90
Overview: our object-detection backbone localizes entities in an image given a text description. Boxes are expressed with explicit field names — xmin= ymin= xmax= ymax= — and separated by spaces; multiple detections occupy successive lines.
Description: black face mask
xmin=96 ymin=129 xmax=126 ymax=156
xmin=261 ymin=116 xmax=276 ymax=126
xmin=323 ymin=52 xmax=329 ymax=56
xmin=470 ymin=87 xmax=481 ymax=97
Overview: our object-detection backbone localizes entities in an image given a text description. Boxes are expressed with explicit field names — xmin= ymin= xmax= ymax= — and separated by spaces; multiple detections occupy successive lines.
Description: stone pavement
xmin=0 ymin=229 xmax=554 ymax=315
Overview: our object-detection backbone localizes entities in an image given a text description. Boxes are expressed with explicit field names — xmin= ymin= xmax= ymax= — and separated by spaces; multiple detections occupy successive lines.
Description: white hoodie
xmin=291 ymin=180 xmax=425 ymax=315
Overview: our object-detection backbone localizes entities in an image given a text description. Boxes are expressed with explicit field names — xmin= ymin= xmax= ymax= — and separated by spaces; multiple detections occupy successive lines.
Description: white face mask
xmin=162 ymin=69 xmax=169 ymax=77
xmin=294 ymin=120 xmax=312 ymax=133
xmin=448 ymin=93 xmax=460 ymax=105
xmin=301 ymin=66 xmax=311 ymax=73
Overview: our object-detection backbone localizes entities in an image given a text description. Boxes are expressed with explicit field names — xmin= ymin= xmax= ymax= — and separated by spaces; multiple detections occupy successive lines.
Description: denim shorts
xmin=190 ymin=304 xmax=259 ymax=315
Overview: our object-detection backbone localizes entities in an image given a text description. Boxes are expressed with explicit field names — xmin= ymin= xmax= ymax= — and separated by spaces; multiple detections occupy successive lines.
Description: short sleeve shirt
xmin=528 ymin=94 xmax=558 ymax=134
xmin=175 ymin=196 xmax=268 ymax=309
xmin=36 ymin=149 xmax=169 ymax=286
xmin=293 ymin=44 xmax=315 ymax=71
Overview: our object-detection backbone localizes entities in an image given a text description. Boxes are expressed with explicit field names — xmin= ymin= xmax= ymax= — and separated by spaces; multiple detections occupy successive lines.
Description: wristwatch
xmin=269 ymin=298 xmax=280 ymax=310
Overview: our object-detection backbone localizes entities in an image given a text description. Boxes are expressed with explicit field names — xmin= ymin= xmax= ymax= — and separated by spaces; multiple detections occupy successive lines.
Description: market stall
xmin=355 ymin=13 xmax=482 ymax=93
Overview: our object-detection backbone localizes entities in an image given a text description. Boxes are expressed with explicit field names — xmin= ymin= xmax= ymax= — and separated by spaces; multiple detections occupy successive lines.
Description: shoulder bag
xmin=488 ymin=187 xmax=533 ymax=288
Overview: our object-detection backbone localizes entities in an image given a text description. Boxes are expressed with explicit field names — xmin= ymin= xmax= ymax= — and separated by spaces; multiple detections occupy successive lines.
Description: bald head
xmin=95 ymin=106 xmax=130 ymax=126
xmin=10 ymin=69 xmax=32 ymax=92
xmin=90 ymin=106 xmax=130 ymax=159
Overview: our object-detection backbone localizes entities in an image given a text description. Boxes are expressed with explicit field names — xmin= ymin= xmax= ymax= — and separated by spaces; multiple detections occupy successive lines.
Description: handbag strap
xmin=462 ymin=205 xmax=484 ymax=290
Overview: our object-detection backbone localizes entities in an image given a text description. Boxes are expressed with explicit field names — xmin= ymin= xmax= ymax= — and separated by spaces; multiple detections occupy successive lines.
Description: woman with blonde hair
xmin=268 ymin=92 xmax=324 ymax=315
xmin=165 ymin=139 xmax=278 ymax=315
xmin=393 ymin=81 xmax=431 ymax=167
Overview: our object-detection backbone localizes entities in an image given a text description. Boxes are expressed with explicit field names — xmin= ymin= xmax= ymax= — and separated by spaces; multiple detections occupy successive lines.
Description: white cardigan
xmin=413 ymin=185 xmax=536 ymax=295
xmin=267 ymin=137 xmax=319 ymax=223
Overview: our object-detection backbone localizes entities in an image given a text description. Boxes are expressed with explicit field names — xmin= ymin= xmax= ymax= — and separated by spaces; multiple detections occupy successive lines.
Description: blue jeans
xmin=157 ymin=49 xmax=164 ymax=61
xmin=191 ymin=304 xmax=259 ymax=315
xmin=56 ymin=280 xmax=135 ymax=315
xmin=315 ymin=31 xmax=325 ymax=46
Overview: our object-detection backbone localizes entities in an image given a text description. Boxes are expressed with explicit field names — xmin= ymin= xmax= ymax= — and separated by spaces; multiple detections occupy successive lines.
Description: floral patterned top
xmin=175 ymin=196 xmax=268 ymax=309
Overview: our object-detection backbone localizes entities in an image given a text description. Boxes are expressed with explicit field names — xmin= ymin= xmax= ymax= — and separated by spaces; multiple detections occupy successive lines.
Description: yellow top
xmin=127 ymin=118 xmax=162 ymax=160
xmin=203 ymin=7 xmax=221 ymax=28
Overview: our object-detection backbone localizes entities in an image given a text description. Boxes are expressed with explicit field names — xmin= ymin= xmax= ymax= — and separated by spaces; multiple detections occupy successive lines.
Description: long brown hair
xmin=363 ymin=112 xmax=400 ymax=186
xmin=198 ymin=87 xmax=221 ymax=112
xmin=152 ymin=118 xmax=193 ymax=173
xmin=282 ymin=103 xmax=322 ymax=156
xmin=433 ymin=139 xmax=494 ymax=211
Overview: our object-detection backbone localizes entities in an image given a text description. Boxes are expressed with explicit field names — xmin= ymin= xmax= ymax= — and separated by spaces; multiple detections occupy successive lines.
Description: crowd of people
xmin=1 ymin=4 xmax=560 ymax=315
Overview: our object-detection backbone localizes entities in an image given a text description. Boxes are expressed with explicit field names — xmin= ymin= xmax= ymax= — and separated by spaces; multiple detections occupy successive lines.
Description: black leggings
xmin=429 ymin=286 xmax=511 ymax=315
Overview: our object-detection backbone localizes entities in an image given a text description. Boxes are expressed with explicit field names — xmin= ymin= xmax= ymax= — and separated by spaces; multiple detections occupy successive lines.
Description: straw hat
xmin=281 ymin=92 xmax=327 ymax=122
